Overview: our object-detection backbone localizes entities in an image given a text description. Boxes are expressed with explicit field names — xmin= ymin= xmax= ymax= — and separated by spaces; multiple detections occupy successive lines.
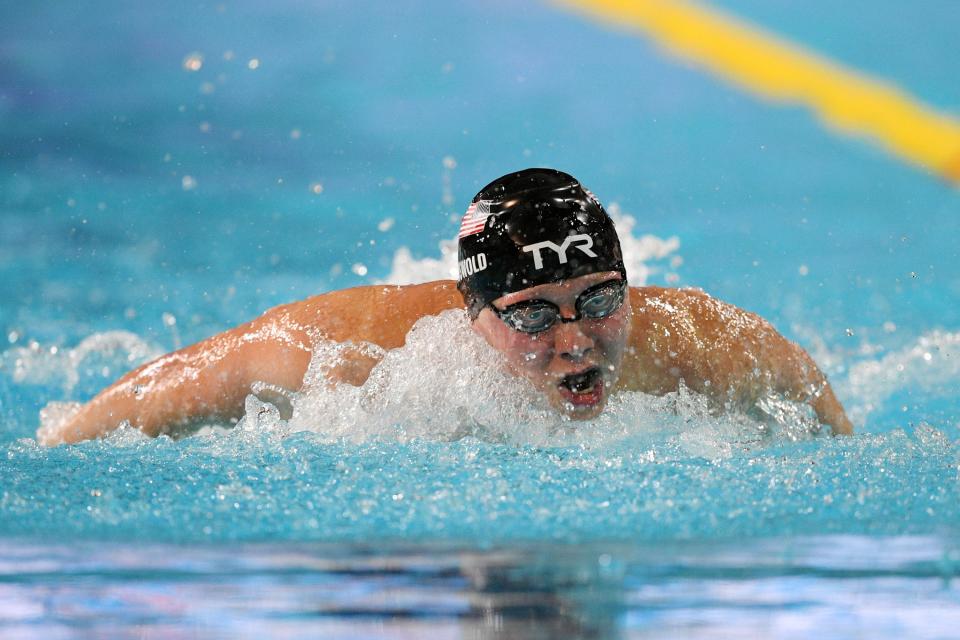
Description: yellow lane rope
xmin=555 ymin=0 xmax=960 ymax=183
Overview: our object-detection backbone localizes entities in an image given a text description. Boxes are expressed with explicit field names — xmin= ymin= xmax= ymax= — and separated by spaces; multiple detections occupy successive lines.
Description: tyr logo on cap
xmin=522 ymin=234 xmax=598 ymax=270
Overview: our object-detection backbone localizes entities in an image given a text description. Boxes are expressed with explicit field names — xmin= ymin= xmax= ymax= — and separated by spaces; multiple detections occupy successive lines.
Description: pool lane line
xmin=948 ymin=153 xmax=960 ymax=182
xmin=554 ymin=0 xmax=960 ymax=185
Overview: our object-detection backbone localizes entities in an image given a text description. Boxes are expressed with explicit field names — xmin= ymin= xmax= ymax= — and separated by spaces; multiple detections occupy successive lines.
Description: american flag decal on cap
xmin=457 ymin=199 xmax=492 ymax=238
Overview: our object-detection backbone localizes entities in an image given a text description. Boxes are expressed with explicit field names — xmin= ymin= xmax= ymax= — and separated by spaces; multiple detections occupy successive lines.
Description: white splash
xmin=286 ymin=310 xmax=560 ymax=445
xmin=841 ymin=329 xmax=960 ymax=425
xmin=381 ymin=239 xmax=459 ymax=284
xmin=378 ymin=204 xmax=681 ymax=286
xmin=36 ymin=401 xmax=83 ymax=446
xmin=2 ymin=331 xmax=160 ymax=393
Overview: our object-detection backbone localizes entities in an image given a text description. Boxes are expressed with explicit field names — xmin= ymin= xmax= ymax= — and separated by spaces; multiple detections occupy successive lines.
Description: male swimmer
xmin=39 ymin=168 xmax=853 ymax=445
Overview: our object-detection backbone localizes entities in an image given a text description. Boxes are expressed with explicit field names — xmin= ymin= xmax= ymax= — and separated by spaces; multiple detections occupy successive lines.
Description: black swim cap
xmin=456 ymin=168 xmax=626 ymax=320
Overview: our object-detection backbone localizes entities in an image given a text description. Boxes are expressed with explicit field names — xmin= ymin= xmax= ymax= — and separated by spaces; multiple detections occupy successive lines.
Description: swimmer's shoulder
xmin=625 ymin=285 xmax=763 ymax=374
xmin=616 ymin=286 xmax=700 ymax=393
xmin=629 ymin=285 xmax=766 ymax=334
xmin=628 ymin=285 xmax=711 ymax=330
xmin=257 ymin=280 xmax=464 ymax=348
xmin=625 ymin=285 xmax=789 ymax=388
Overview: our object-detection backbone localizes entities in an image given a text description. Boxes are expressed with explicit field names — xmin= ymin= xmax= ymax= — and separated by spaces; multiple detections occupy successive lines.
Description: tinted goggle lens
xmin=493 ymin=280 xmax=626 ymax=334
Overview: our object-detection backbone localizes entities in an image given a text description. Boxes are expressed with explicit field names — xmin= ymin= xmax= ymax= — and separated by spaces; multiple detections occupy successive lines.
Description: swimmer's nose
xmin=555 ymin=321 xmax=594 ymax=362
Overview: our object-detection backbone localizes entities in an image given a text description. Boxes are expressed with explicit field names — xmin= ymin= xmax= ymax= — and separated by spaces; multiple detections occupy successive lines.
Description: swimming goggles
xmin=489 ymin=279 xmax=627 ymax=334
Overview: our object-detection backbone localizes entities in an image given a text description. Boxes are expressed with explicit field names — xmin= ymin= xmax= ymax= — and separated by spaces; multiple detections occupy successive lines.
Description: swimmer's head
xmin=458 ymin=169 xmax=631 ymax=419
xmin=456 ymin=168 xmax=627 ymax=320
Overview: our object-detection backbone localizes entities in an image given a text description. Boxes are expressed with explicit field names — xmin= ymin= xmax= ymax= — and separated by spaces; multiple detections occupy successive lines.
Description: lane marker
xmin=555 ymin=0 xmax=960 ymax=184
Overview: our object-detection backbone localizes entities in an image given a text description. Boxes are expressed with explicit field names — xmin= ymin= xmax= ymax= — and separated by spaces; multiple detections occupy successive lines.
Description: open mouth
xmin=557 ymin=368 xmax=604 ymax=408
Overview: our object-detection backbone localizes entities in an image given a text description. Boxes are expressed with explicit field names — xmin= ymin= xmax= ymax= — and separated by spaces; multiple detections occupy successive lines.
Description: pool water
xmin=2 ymin=0 xmax=960 ymax=637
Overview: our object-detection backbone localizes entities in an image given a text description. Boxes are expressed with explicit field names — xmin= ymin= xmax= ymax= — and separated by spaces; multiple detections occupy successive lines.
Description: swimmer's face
xmin=471 ymin=271 xmax=631 ymax=420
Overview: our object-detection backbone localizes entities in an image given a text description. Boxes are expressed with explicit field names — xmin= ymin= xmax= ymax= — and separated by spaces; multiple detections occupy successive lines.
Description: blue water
xmin=2 ymin=0 xmax=960 ymax=637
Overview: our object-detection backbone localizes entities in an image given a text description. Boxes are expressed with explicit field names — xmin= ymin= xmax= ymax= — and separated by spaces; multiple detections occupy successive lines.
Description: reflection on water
xmin=3 ymin=536 xmax=960 ymax=639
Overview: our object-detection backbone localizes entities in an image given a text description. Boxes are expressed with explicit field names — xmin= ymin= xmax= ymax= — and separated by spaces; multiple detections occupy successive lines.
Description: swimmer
xmin=38 ymin=168 xmax=853 ymax=445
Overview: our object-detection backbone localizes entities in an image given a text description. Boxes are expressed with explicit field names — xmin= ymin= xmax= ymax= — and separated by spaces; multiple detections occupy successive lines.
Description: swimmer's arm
xmin=39 ymin=281 xmax=464 ymax=445
xmin=38 ymin=314 xmax=314 ymax=445
xmin=627 ymin=287 xmax=853 ymax=435
xmin=743 ymin=333 xmax=853 ymax=435
xmin=696 ymin=293 xmax=853 ymax=435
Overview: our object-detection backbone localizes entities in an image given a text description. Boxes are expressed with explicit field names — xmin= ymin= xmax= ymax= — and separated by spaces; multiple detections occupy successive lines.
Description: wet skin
xmin=471 ymin=272 xmax=630 ymax=420
xmin=39 ymin=279 xmax=853 ymax=444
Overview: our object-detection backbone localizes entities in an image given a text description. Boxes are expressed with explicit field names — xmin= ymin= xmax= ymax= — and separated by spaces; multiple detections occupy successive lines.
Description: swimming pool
xmin=2 ymin=0 xmax=959 ymax=637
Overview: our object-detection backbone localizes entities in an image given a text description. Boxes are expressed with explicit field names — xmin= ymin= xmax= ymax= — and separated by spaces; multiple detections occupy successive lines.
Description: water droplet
xmin=182 ymin=52 xmax=203 ymax=72
xmin=377 ymin=217 xmax=395 ymax=232
xmin=798 ymin=264 xmax=809 ymax=276
xmin=289 ymin=128 xmax=302 ymax=140
xmin=309 ymin=182 xmax=324 ymax=194
xmin=442 ymin=156 xmax=457 ymax=170
xmin=351 ymin=263 xmax=368 ymax=277
xmin=181 ymin=175 xmax=197 ymax=191
xmin=247 ymin=58 xmax=260 ymax=70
